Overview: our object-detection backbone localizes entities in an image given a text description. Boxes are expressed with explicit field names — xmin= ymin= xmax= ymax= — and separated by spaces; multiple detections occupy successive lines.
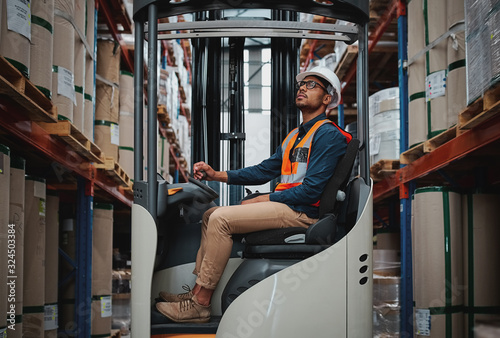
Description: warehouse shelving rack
xmin=370 ymin=1 xmax=500 ymax=335
xmin=104 ymin=0 xmax=500 ymax=335
xmin=320 ymin=0 xmax=500 ymax=334
xmin=1 ymin=0 xmax=498 ymax=335
xmin=0 ymin=2 xmax=134 ymax=336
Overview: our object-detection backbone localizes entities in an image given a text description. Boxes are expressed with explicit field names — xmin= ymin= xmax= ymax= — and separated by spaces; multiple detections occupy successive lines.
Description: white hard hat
xmin=296 ymin=66 xmax=341 ymax=109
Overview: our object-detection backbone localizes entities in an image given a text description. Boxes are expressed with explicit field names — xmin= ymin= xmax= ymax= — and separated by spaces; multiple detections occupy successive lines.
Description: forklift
xmin=131 ymin=1 xmax=373 ymax=336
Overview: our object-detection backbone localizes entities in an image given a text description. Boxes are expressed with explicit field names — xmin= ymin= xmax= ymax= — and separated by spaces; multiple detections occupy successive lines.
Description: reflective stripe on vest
xmin=275 ymin=119 xmax=352 ymax=206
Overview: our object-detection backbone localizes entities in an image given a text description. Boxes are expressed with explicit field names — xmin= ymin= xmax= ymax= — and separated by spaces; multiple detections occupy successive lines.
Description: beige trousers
xmin=193 ymin=201 xmax=318 ymax=290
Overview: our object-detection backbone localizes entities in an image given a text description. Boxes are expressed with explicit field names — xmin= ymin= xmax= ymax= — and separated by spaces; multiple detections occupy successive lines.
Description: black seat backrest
xmin=338 ymin=176 xmax=364 ymax=235
xmin=243 ymin=139 xmax=360 ymax=248
xmin=318 ymin=138 xmax=360 ymax=218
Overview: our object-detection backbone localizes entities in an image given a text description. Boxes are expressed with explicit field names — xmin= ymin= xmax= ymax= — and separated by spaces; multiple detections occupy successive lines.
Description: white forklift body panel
xmin=131 ymin=203 xmax=157 ymax=335
xmin=216 ymin=181 xmax=373 ymax=337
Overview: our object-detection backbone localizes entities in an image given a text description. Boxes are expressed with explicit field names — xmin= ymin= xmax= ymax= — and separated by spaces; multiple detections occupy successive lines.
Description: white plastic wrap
xmin=369 ymin=88 xmax=400 ymax=164
xmin=465 ymin=0 xmax=500 ymax=103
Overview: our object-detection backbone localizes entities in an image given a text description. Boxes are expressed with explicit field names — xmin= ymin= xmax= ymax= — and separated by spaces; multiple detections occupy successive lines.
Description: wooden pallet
xmin=335 ymin=45 xmax=358 ymax=80
xmin=400 ymin=143 xmax=425 ymax=165
xmin=400 ymin=126 xmax=458 ymax=164
xmin=95 ymin=157 xmax=131 ymax=188
xmin=423 ymin=126 xmax=457 ymax=152
xmin=38 ymin=120 xmax=104 ymax=164
xmin=157 ymin=104 xmax=171 ymax=126
xmin=459 ymin=84 xmax=500 ymax=132
xmin=370 ymin=159 xmax=400 ymax=182
xmin=0 ymin=56 xmax=57 ymax=122
xmin=121 ymin=184 xmax=134 ymax=196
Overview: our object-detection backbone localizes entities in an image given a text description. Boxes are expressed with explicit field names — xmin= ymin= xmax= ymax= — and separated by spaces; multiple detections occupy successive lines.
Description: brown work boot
xmin=158 ymin=285 xmax=194 ymax=302
xmin=156 ymin=295 xmax=211 ymax=323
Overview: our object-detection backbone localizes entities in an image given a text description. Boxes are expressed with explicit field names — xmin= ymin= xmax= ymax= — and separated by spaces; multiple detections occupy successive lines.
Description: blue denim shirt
xmin=227 ymin=113 xmax=348 ymax=218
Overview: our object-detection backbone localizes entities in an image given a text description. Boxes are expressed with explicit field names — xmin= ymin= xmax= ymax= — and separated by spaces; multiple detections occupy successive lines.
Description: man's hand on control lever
xmin=193 ymin=161 xmax=228 ymax=183
xmin=193 ymin=162 xmax=267 ymax=204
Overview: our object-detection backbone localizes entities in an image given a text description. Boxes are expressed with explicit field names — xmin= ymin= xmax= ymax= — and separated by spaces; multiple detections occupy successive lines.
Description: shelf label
xmin=426 ymin=70 xmax=447 ymax=101
xmin=110 ymin=123 xmax=120 ymax=145
xmin=100 ymin=296 xmax=112 ymax=318
xmin=57 ymin=66 xmax=77 ymax=105
xmin=44 ymin=304 xmax=58 ymax=330
xmin=38 ymin=198 xmax=46 ymax=217
xmin=415 ymin=308 xmax=431 ymax=336
xmin=7 ymin=0 xmax=31 ymax=40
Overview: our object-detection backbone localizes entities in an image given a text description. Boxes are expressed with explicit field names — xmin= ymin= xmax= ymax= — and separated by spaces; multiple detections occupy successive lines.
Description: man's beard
xmin=295 ymin=101 xmax=306 ymax=109
xmin=295 ymin=99 xmax=321 ymax=111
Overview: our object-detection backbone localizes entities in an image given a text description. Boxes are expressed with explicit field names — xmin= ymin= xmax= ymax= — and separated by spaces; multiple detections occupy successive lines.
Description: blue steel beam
xmin=397 ymin=1 xmax=413 ymax=335
xmin=338 ymin=102 xmax=345 ymax=129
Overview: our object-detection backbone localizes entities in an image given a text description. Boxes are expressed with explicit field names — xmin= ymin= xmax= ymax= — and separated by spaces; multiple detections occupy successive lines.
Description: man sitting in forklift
xmin=156 ymin=66 xmax=352 ymax=323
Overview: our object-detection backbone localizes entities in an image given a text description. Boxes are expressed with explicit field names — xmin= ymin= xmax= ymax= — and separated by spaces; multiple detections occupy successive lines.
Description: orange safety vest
xmin=275 ymin=119 xmax=352 ymax=206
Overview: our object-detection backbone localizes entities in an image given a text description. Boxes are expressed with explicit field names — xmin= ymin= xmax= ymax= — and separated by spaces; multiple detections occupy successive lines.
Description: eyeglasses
xmin=296 ymin=80 xmax=328 ymax=92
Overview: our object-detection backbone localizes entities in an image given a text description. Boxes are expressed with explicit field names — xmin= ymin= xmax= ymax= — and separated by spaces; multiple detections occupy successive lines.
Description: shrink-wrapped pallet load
xmin=412 ymin=187 xmax=464 ymax=337
xmin=368 ymin=87 xmax=400 ymax=165
xmin=23 ymin=176 xmax=47 ymax=337
xmin=446 ymin=0 xmax=467 ymax=125
xmin=373 ymin=275 xmax=400 ymax=337
xmin=465 ymin=0 xmax=500 ymax=104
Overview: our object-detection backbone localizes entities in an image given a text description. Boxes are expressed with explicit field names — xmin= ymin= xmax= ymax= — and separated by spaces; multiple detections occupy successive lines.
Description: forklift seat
xmin=241 ymin=138 xmax=360 ymax=259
